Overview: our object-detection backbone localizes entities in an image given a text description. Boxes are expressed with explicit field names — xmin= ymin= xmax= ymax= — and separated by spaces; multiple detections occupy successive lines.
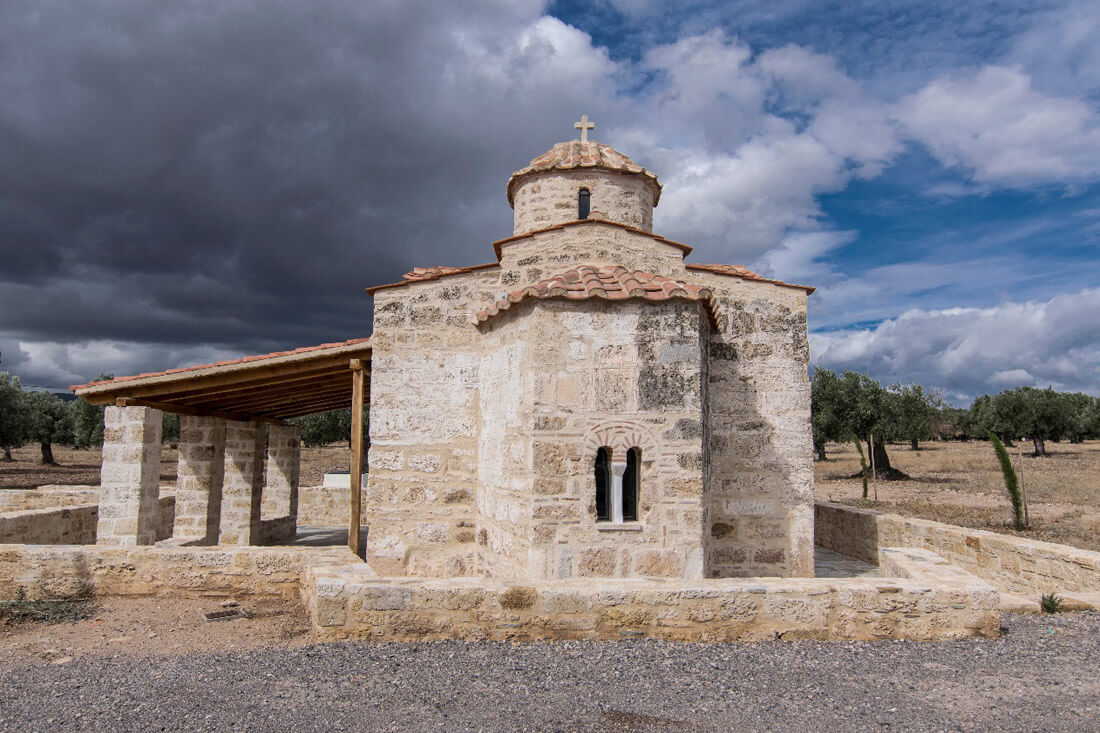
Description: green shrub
xmin=1040 ymin=592 xmax=1062 ymax=614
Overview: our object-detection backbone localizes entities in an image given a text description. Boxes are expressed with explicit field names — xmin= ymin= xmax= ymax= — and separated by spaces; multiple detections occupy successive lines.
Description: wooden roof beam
xmin=113 ymin=397 xmax=288 ymax=426
xmin=210 ymin=385 xmax=354 ymax=413
xmin=185 ymin=378 xmax=354 ymax=410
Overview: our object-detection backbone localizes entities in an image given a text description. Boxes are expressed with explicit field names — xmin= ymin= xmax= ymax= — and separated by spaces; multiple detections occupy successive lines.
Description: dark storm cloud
xmin=0 ymin=0 xmax=619 ymax=384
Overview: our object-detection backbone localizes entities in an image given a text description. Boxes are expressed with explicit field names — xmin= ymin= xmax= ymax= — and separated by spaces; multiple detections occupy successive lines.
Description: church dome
xmin=506 ymin=140 xmax=662 ymax=207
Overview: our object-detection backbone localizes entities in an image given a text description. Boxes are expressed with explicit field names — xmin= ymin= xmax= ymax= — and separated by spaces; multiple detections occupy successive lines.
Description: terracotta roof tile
xmin=686 ymin=263 xmax=815 ymax=294
xmin=492 ymin=219 xmax=692 ymax=260
xmin=506 ymin=140 xmax=662 ymax=206
xmin=474 ymin=265 xmax=719 ymax=327
xmin=366 ymin=263 xmax=499 ymax=295
xmin=70 ymin=337 xmax=372 ymax=392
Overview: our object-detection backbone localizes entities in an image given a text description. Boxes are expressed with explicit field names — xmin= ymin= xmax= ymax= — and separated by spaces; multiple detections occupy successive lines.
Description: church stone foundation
xmin=303 ymin=549 xmax=999 ymax=643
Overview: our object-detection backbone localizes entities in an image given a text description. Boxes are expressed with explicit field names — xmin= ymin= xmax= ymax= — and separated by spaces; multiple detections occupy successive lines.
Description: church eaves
xmin=365 ymin=262 xmax=500 ymax=295
xmin=472 ymin=265 xmax=719 ymax=328
xmin=491 ymin=219 xmax=692 ymax=260
xmin=685 ymin=263 xmax=816 ymax=294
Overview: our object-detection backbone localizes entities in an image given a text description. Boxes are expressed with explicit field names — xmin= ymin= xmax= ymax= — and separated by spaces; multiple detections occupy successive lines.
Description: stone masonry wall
xmin=477 ymin=335 xmax=532 ymax=577
xmin=816 ymin=502 xmax=1100 ymax=596
xmin=0 ymin=543 xmax=351 ymax=601
xmin=97 ymin=405 xmax=163 ymax=546
xmin=0 ymin=487 xmax=100 ymax=513
xmin=0 ymin=505 xmax=99 ymax=545
xmin=0 ymin=495 xmax=174 ymax=547
xmin=174 ymin=414 xmax=225 ymax=544
xmin=368 ymin=216 xmax=811 ymax=580
xmin=690 ymin=271 xmax=813 ymax=578
xmin=219 ymin=419 xmax=266 ymax=546
xmin=511 ymin=170 xmax=655 ymax=235
xmin=367 ymin=268 xmax=505 ymax=577
xmin=297 ymin=485 xmax=352 ymax=526
xmin=498 ymin=224 xmax=685 ymax=282
xmin=304 ymin=570 xmax=999 ymax=643
xmin=477 ymin=299 xmax=708 ymax=580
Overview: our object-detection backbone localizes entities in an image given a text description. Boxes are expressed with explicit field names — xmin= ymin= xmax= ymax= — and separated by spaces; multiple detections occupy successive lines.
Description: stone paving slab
xmin=814 ymin=546 xmax=879 ymax=578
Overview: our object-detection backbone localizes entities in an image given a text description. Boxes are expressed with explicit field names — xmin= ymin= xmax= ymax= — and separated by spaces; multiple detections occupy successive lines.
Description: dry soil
xmin=816 ymin=439 xmax=1100 ymax=551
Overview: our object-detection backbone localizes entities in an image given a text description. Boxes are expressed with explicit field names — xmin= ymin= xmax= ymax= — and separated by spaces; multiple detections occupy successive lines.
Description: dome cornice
xmin=506 ymin=140 xmax=662 ymax=207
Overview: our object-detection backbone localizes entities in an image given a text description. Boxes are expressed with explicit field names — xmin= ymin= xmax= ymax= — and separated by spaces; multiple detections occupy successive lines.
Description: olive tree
xmin=0 ymin=373 xmax=30 ymax=460
xmin=25 ymin=391 xmax=73 ymax=465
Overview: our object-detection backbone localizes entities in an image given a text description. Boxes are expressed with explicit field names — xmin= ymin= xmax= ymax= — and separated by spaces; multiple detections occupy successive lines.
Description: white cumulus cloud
xmin=894 ymin=65 xmax=1100 ymax=188
xmin=811 ymin=288 xmax=1100 ymax=401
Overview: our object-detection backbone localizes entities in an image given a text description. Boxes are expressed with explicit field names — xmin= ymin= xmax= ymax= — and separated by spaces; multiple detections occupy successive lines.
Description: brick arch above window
xmin=584 ymin=420 xmax=656 ymax=463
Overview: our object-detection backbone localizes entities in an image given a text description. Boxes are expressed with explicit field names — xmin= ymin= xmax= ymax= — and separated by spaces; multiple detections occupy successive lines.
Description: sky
xmin=0 ymin=0 xmax=1097 ymax=404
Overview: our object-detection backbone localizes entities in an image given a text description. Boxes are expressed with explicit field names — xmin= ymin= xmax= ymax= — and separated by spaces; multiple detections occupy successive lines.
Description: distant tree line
xmin=812 ymin=368 xmax=1100 ymax=476
xmin=0 ymin=371 xmax=360 ymax=464
xmin=0 ymin=372 xmax=119 ymax=464
xmin=4 ymin=365 xmax=1093 ymax=468
xmin=290 ymin=408 xmax=366 ymax=448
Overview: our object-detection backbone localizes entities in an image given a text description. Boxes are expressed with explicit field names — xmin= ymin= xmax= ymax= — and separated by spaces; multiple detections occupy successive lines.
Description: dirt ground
xmin=817 ymin=439 xmax=1100 ymax=552
xmin=0 ymin=595 xmax=313 ymax=666
xmin=4 ymin=439 xmax=1099 ymax=551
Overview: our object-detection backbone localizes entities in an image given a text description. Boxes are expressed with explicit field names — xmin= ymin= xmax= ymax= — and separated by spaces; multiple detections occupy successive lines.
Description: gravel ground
xmin=2 ymin=612 xmax=1098 ymax=732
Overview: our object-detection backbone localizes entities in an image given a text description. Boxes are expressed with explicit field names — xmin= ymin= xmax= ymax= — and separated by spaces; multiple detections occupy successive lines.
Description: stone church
xmin=363 ymin=118 xmax=815 ymax=581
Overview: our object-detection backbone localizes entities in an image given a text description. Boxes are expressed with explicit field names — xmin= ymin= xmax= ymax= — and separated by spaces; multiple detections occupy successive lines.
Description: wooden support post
xmin=349 ymin=359 xmax=366 ymax=557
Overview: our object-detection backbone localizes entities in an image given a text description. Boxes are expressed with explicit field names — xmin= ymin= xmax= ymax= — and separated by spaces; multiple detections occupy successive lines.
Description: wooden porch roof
xmin=71 ymin=338 xmax=371 ymax=423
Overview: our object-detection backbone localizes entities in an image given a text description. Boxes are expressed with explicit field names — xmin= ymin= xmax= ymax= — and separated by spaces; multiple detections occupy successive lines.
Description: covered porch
xmin=71 ymin=339 xmax=371 ymax=553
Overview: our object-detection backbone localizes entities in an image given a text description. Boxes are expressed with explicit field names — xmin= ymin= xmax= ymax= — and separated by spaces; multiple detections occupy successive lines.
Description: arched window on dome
xmin=578 ymin=188 xmax=591 ymax=220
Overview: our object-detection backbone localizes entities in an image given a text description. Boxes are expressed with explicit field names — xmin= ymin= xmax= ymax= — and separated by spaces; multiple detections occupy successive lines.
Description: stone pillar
xmin=97 ymin=405 xmax=162 ymax=546
xmin=219 ymin=420 xmax=266 ymax=546
xmin=261 ymin=424 xmax=301 ymax=543
xmin=173 ymin=415 xmax=226 ymax=544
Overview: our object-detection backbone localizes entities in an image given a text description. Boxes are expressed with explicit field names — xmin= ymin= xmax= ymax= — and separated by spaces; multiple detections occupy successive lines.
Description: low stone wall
xmin=0 ymin=486 xmax=101 ymax=512
xmin=303 ymin=556 xmax=999 ymax=643
xmin=816 ymin=502 xmax=1100 ymax=597
xmin=0 ymin=543 xmax=353 ymax=600
xmin=815 ymin=502 xmax=880 ymax=563
xmin=0 ymin=505 xmax=99 ymax=545
xmin=257 ymin=516 xmax=298 ymax=544
xmin=297 ymin=485 xmax=350 ymax=526
xmin=0 ymin=495 xmax=176 ymax=546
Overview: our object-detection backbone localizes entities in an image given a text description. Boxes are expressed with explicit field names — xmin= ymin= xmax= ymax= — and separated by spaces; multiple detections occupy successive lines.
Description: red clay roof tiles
xmin=70 ymin=337 xmax=372 ymax=392
xmin=506 ymin=140 xmax=662 ymax=206
xmin=686 ymin=263 xmax=816 ymax=294
xmin=474 ymin=265 xmax=719 ymax=327
xmin=365 ymin=263 xmax=499 ymax=295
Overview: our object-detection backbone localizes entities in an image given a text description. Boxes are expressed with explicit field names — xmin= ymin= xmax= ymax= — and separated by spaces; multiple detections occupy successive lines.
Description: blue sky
xmin=0 ymin=0 xmax=1096 ymax=403
xmin=545 ymin=0 xmax=1100 ymax=402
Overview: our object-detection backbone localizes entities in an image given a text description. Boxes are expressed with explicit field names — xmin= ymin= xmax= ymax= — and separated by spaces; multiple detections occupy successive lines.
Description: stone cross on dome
xmin=574 ymin=114 xmax=595 ymax=143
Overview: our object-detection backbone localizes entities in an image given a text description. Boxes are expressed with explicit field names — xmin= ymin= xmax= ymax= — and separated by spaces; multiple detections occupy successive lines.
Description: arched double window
xmin=578 ymin=188 xmax=591 ymax=220
xmin=594 ymin=446 xmax=639 ymax=523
